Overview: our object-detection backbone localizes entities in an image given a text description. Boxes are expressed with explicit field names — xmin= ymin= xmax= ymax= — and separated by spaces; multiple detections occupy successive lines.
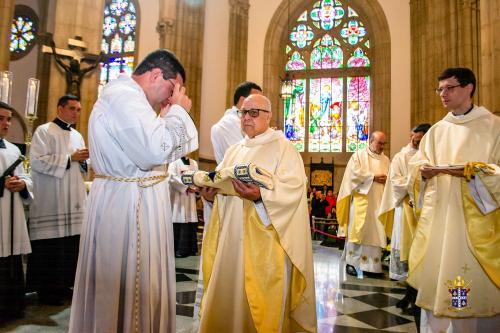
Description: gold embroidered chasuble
xmin=337 ymin=147 xmax=390 ymax=247
xmin=407 ymin=106 xmax=500 ymax=318
xmin=199 ymin=129 xmax=317 ymax=333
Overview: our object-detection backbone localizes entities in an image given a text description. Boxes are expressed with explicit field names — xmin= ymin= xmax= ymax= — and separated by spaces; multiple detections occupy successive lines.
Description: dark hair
xmin=233 ymin=81 xmax=262 ymax=106
xmin=0 ymin=101 xmax=15 ymax=112
xmin=412 ymin=123 xmax=432 ymax=134
xmin=133 ymin=49 xmax=186 ymax=83
xmin=57 ymin=94 xmax=80 ymax=107
xmin=438 ymin=67 xmax=476 ymax=98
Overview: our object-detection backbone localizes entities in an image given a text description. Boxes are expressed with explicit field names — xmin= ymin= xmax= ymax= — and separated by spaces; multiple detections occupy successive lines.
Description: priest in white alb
xmin=27 ymin=94 xmax=88 ymax=305
xmin=407 ymin=67 xmax=500 ymax=332
xmin=199 ymin=94 xmax=317 ymax=333
xmin=337 ymin=131 xmax=390 ymax=276
xmin=69 ymin=49 xmax=198 ymax=333
xmin=168 ymin=156 xmax=199 ymax=258
xmin=0 ymin=102 xmax=33 ymax=322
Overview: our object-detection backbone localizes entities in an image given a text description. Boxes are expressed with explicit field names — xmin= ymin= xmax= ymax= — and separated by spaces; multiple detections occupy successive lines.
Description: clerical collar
xmin=53 ymin=117 xmax=72 ymax=131
xmin=452 ymin=105 xmax=474 ymax=117
xmin=181 ymin=156 xmax=190 ymax=165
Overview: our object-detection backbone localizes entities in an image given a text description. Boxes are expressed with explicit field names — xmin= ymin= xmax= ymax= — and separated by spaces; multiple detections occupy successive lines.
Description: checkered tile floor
xmin=175 ymin=242 xmax=417 ymax=333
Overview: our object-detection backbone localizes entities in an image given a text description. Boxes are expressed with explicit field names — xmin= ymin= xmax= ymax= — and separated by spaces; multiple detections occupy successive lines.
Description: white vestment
xmin=69 ymin=75 xmax=198 ymax=333
xmin=407 ymin=106 xmax=500 ymax=331
xmin=210 ymin=106 xmax=244 ymax=164
xmin=337 ymin=147 xmax=390 ymax=273
xmin=0 ymin=140 xmax=33 ymax=257
xmin=378 ymin=144 xmax=417 ymax=280
xmin=29 ymin=120 xmax=87 ymax=240
xmin=168 ymin=158 xmax=198 ymax=223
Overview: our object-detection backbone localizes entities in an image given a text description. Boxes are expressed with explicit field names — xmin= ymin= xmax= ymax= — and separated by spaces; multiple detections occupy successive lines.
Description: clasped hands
xmin=199 ymin=179 xmax=261 ymax=203
xmin=71 ymin=148 xmax=89 ymax=162
xmin=5 ymin=175 xmax=26 ymax=192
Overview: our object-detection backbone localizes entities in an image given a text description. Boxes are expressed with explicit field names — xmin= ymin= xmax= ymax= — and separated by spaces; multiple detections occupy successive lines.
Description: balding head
xmin=369 ymin=131 xmax=387 ymax=154
xmin=239 ymin=94 xmax=272 ymax=138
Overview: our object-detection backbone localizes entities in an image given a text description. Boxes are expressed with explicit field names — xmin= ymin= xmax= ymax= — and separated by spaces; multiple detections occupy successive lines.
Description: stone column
xmin=158 ymin=0 xmax=206 ymax=159
xmin=410 ymin=0 xmax=480 ymax=125
xmin=226 ymin=0 xmax=250 ymax=107
xmin=0 ymin=0 xmax=15 ymax=71
xmin=44 ymin=0 xmax=104 ymax=142
xmin=480 ymin=0 xmax=500 ymax=116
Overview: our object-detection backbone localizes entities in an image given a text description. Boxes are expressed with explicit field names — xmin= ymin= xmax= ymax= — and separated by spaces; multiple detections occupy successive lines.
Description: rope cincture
xmin=94 ymin=172 xmax=168 ymax=333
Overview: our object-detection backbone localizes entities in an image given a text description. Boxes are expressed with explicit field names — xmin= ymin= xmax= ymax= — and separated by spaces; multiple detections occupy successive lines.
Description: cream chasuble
xmin=199 ymin=129 xmax=317 ymax=333
xmin=407 ymin=106 xmax=500 ymax=320
xmin=378 ymin=144 xmax=418 ymax=280
xmin=337 ymin=147 xmax=389 ymax=272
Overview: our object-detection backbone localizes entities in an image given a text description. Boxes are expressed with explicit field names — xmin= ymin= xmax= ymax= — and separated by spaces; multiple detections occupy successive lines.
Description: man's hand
xmin=5 ymin=176 xmax=26 ymax=193
xmin=170 ymin=83 xmax=192 ymax=112
xmin=71 ymin=148 xmax=89 ymax=162
xmin=231 ymin=179 xmax=261 ymax=201
xmin=200 ymin=187 xmax=217 ymax=202
xmin=373 ymin=174 xmax=387 ymax=184
xmin=441 ymin=168 xmax=465 ymax=178
xmin=420 ymin=166 xmax=464 ymax=180
xmin=186 ymin=186 xmax=198 ymax=194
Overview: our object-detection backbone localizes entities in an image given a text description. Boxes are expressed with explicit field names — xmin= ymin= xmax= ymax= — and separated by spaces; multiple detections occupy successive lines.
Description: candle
xmin=0 ymin=71 xmax=13 ymax=104
xmin=25 ymin=78 xmax=40 ymax=118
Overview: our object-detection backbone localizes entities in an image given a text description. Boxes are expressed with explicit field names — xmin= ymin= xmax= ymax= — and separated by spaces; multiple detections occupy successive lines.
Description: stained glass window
xmin=99 ymin=0 xmax=138 ymax=93
xmin=282 ymin=0 xmax=371 ymax=153
xmin=9 ymin=5 xmax=39 ymax=60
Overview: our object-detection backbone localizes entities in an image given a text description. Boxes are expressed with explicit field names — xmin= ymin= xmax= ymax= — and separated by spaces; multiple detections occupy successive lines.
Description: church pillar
xmin=158 ymin=0 xmax=205 ymax=159
xmin=410 ymin=0 xmax=480 ymax=126
xmin=225 ymin=0 xmax=250 ymax=107
xmin=480 ymin=0 xmax=500 ymax=116
xmin=44 ymin=0 xmax=104 ymax=142
xmin=0 ymin=0 xmax=15 ymax=71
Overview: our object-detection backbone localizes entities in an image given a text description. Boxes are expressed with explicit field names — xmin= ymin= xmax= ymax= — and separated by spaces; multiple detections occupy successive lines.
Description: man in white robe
xmin=337 ymin=131 xmax=390 ymax=276
xmin=69 ymin=49 xmax=198 ymax=333
xmin=27 ymin=94 xmax=88 ymax=305
xmin=168 ymin=156 xmax=199 ymax=258
xmin=0 ymin=102 xmax=33 ymax=322
xmin=199 ymin=94 xmax=317 ymax=333
xmin=378 ymin=123 xmax=430 ymax=313
xmin=407 ymin=67 xmax=500 ymax=332
xmin=210 ymin=81 xmax=262 ymax=164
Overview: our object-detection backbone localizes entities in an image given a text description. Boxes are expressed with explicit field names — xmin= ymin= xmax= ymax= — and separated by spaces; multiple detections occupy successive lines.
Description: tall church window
xmin=9 ymin=5 xmax=39 ymax=61
xmin=99 ymin=0 xmax=138 ymax=92
xmin=283 ymin=0 xmax=370 ymax=153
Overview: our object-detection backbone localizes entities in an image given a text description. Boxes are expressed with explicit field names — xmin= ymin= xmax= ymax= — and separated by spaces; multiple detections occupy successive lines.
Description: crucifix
xmin=42 ymin=36 xmax=102 ymax=98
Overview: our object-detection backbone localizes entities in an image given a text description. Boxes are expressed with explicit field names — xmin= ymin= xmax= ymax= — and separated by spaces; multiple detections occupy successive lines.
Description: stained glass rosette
xmin=10 ymin=16 xmax=37 ymax=55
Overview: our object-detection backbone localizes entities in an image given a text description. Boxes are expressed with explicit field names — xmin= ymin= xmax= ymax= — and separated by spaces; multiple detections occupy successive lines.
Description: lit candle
xmin=25 ymin=78 xmax=40 ymax=118
xmin=0 ymin=71 xmax=13 ymax=104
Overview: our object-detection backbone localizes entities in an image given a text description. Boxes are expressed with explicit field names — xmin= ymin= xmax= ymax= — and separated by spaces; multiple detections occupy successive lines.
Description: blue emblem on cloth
xmin=447 ymin=276 xmax=470 ymax=310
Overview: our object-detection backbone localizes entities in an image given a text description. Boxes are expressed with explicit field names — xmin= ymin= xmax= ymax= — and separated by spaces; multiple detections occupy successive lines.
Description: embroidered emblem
xmin=446 ymin=276 xmax=471 ymax=310
xmin=361 ymin=255 xmax=368 ymax=262
xmin=181 ymin=171 xmax=196 ymax=186
xmin=348 ymin=250 xmax=354 ymax=256
xmin=374 ymin=257 xmax=380 ymax=263
xmin=161 ymin=142 xmax=169 ymax=151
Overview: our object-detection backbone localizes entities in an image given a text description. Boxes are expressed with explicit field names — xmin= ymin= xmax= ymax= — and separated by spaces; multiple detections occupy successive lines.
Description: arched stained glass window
xmin=9 ymin=5 xmax=39 ymax=61
xmin=99 ymin=0 xmax=138 ymax=92
xmin=283 ymin=0 xmax=370 ymax=153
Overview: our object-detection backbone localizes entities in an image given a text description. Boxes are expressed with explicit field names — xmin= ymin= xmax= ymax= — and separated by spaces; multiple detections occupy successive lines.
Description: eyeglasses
xmin=435 ymin=84 xmax=462 ymax=95
xmin=237 ymin=108 xmax=270 ymax=118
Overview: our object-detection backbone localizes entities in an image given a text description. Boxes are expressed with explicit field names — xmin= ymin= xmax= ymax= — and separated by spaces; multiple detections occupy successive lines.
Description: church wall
xmin=197 ymin=0 xmax=412 ymax=162
xmin=199 ymin=0 xmax=230 ymax=160
xmin=7 ymin=0 xmax=41 ymax=144
xmin=137 ymin=0 xmax=160 ymax=61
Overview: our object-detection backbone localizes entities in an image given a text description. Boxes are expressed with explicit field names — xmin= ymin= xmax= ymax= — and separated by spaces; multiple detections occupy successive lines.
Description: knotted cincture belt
xmin=94 ymin=172 xmax=168 ymax=333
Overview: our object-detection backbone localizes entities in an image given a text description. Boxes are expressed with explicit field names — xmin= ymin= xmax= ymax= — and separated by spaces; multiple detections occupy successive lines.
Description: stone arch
xmin=263 ymin=0 xmax=391 ymax=167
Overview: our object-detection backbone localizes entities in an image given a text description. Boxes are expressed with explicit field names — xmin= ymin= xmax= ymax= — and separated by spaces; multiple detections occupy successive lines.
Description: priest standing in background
xmin=199 ymin=94 xmax=317 ymax=333
xmin=27 ymin=94 xmax=88 ymax=305
xmin=407 ymin=67 xmax=500 ymax=332
xmin=337 ymin=131 xmax=390 ymax=277
xmin=0 ymin=102 xmax=33 ymax=322
xmin=168 ymin=156 xmax=199 ymax=258
xmin=69 ymin=49 xmax=198 ymax=333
